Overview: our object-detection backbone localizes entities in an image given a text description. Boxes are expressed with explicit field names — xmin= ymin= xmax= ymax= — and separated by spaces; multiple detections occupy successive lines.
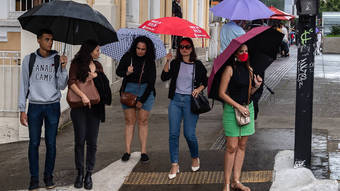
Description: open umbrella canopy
xmin=269 ymin=6 xmax=295 ymax=21
xmin=208 ymin=26 xmax=283 ymax=100
xmin=270 ymin=15 xmax=294 ymax=20
xmin=139 ymin=17 xmax=210 ymax=38
xmin=210 ymin=0 xmax=274 ymax=21
xmin=18 ymin=0 xmax=117 ymax=46
xmin=101 ymin=28 xmax=167 ymax=61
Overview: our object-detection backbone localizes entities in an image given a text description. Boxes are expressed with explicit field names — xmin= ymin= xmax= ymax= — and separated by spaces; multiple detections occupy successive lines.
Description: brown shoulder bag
xmin=120 ymin=59 xmax=145 ymax=107
xmin=67 ymin=79 xmax=100 ymax=108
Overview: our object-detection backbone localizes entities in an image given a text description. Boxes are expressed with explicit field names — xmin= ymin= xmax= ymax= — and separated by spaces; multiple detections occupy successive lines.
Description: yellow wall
xmin=91 ymin=0 xmax=210 ymax=48
xmin=139 ymin=0 xmax=149 ymax=24
xmin=0 ymin=32 xmax=21 ymax=51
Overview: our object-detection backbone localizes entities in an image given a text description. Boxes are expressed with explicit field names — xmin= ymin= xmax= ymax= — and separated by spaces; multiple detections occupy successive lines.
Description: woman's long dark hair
xmin=128 ymin=36 xmax=156 ymax=63
xmin=71 ymin=40 xmax=99 ymax=82
xmin=175 ymin=37 xmax=197 ymax=62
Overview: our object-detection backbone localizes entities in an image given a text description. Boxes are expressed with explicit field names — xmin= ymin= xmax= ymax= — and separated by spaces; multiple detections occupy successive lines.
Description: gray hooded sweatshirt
xmin=18 ymin=50 xmax=68 ymax=112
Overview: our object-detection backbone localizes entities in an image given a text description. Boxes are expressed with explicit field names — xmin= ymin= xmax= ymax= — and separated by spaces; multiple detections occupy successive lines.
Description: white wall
xmin=197 ymin=0 xmax=204 ymax=28
xmin=126 ymin=0 xmax=140 ymax=28
xmin=187 ymin=0 xmax=194 ymax=22
xmin=149 ymin=0 xmax=160 ymax=19
xmin=284 ymin=0 xmax=294 ymax=15
xmin=0 ymin=0 xmax=9 ymax=19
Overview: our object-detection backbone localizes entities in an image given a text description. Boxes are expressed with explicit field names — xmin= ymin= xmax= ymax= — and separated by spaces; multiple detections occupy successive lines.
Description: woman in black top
xmin=116 ymin=36 xmax=156 ymax=163
xmin=161 ymin=38 xmax=208 ymax=180
xmin=219 ymin=44 xmax=262 ymax=191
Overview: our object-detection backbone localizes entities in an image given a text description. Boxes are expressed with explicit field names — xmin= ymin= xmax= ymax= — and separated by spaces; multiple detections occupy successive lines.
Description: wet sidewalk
xmin=1 ymin=46 xmax=340 ymax=191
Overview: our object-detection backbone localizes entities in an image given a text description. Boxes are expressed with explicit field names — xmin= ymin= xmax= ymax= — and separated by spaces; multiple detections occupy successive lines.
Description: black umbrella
xmin=18 ymin=0 xmax=118 ymax=49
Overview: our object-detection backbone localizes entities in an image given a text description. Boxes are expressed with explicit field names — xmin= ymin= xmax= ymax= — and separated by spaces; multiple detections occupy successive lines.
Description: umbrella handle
xmin=63 ymin=42 xmax=66 ymax=56
xmin=63 ymin=18 xmax=71 ymax=56
xmin=263 ymin=83 xmax=275 ymax=94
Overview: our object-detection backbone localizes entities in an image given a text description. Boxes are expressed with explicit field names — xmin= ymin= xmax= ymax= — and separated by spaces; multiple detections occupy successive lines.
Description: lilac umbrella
xmin=210 ymin=0 xmax=274 ymax=21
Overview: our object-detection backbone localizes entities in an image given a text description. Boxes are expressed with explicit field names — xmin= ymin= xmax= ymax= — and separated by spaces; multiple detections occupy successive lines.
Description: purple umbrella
xmin=210 ymin=0 xmax=274 ymax=21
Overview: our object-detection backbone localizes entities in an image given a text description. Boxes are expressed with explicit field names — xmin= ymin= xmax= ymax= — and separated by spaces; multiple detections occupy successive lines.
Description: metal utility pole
xmin=294 ymin=0 xmax=319 ymax=169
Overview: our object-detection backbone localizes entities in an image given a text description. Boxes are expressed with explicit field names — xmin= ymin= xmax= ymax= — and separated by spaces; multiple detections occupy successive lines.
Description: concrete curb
xmin=270 ymin=150 xmax=338 ymax=191
xmin=14 ymin=152 xmax=141 ymax=191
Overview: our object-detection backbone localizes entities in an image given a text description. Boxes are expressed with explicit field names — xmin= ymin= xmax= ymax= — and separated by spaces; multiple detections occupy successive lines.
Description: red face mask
xmin=237 ymin=53 xmax=248 ymax=62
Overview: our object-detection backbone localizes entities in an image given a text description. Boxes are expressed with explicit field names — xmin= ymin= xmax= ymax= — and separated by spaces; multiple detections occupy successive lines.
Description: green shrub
xmin=331 ymin=25 xmax=340 ymax=35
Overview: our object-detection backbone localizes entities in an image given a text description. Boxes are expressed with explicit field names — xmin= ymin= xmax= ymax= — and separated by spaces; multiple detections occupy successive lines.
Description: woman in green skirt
xmin=219 ymin=44 xmax=262 ymax=191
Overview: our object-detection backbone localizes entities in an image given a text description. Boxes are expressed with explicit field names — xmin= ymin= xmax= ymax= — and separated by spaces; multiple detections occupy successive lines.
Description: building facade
xmin=0 ymin=0 xmax=211 ymax=144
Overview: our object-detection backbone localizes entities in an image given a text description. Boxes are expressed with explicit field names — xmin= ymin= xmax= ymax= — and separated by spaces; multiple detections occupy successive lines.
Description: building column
xmin=126 ymin=0 xmax=140 ymax=28
xmin=93 ymin=0 xmax=121 ymax=84
xmin=164 ymin=0 xmax=172 ymax=48
xmin=121 ymin=0 xmax=126 ymax=28
xmin=187 ymin=0 xmax=194 ymax=22
xmin=139 ymin=0 xmax=149 ymax=24
xmin=149 ymin=0 xmax=160 ymax=19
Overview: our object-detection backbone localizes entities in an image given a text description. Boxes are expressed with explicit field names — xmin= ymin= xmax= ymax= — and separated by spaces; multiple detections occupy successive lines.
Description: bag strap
xmin=247 ymin=68 xmax=252 ymax=105
xmin=26 ymin=53 xmax=36 ymax=98
xmin=191 ymin=62 xmax=196 ymax=92
xmin=138 ymin=61 xmax=145 ymax=86
xmin=130 ymin=57 xmax=145 ymax=86
xmin=28 ymin=53 xmax=36 ymax=79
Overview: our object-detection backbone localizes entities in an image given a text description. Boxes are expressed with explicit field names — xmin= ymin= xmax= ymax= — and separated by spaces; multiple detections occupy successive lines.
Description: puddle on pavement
xmin=327 ymin=137 xmax=340 ymax=180
xmin=213 ymin=128 xmax=339 ymax=180
xmin=311 ymin=131 xmax=329 ymax=179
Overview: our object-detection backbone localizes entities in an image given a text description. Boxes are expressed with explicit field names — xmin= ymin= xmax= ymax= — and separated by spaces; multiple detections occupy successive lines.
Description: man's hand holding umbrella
xmin=60 ymin=55 xmax=68 ymax=68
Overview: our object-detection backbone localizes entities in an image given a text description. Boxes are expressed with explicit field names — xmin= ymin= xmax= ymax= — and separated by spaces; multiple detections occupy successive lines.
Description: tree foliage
xmin=320 ymin=0 xmax=340 ymax=12
xmin=259 ymin=0 xmax=285 ymax=10
xmin=331 ymin=25 xmax=340 ymax=35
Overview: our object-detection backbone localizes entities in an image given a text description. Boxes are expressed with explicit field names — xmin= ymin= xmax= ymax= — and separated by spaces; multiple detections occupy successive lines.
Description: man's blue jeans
xmin=27 ymin=102 xmax=60 ymax=179
xmin=168 ymin=93 xmax=199 ymax=163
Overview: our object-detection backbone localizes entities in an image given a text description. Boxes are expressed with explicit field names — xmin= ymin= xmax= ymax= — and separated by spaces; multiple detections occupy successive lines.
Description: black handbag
xmin=191 ymin=63 xmax=211 ymax=114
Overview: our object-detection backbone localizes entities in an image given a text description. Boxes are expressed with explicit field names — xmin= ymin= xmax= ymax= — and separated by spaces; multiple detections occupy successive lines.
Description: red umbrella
xmin=208 ymin=26 xmax=283 ymax=100
xmin=269 ymin=6 xmax=295 ymax=20
xmin=139 ymin=17 xmax=210 ymax=38
xmin=270 ymin=15 xmax=294 ymax=21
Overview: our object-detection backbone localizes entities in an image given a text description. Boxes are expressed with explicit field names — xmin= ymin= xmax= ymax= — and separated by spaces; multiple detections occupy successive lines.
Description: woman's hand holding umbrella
xmin=163 ymin=53 xmax=173 ymax=72
xmin=253 ymin=74 xmax=263 ymax=88
xmin=126 ymin=64 xmax=134 ymax=76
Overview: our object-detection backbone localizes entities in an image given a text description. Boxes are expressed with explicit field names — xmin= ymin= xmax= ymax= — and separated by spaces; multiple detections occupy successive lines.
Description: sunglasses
xmin=179 ymin=45 xmax=192 ymax=50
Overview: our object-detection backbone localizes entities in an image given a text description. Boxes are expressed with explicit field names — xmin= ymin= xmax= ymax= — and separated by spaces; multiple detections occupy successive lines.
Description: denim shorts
xmin=121 ymin=82 xmax=155 ymax=111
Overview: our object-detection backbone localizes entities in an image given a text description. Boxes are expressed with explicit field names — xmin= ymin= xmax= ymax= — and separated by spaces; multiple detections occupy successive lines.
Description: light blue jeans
xmin=168 ymin=93 xmax=199 ymax=163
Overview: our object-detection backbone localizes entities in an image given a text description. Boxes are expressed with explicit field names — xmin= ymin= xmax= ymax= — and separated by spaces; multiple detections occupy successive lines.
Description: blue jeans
xmin=27 ymin=102 xmax=60 ymax=179
xmin=168 ymin=93 xmax=199 ymax=163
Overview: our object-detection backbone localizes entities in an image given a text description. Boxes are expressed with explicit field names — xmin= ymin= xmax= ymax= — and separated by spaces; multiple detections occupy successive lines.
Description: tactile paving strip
xmin=124 ymin=170 xmax=272 ymax=185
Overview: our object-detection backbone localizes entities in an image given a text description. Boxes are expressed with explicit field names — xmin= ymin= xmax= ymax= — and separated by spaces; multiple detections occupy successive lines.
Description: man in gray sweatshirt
xmin=18 ymin=29 xmax=68 ymax=191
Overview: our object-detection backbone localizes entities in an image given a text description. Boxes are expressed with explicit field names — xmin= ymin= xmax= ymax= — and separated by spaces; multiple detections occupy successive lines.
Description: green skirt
xmin=222 ymin=102 xmax=255 ymax=137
